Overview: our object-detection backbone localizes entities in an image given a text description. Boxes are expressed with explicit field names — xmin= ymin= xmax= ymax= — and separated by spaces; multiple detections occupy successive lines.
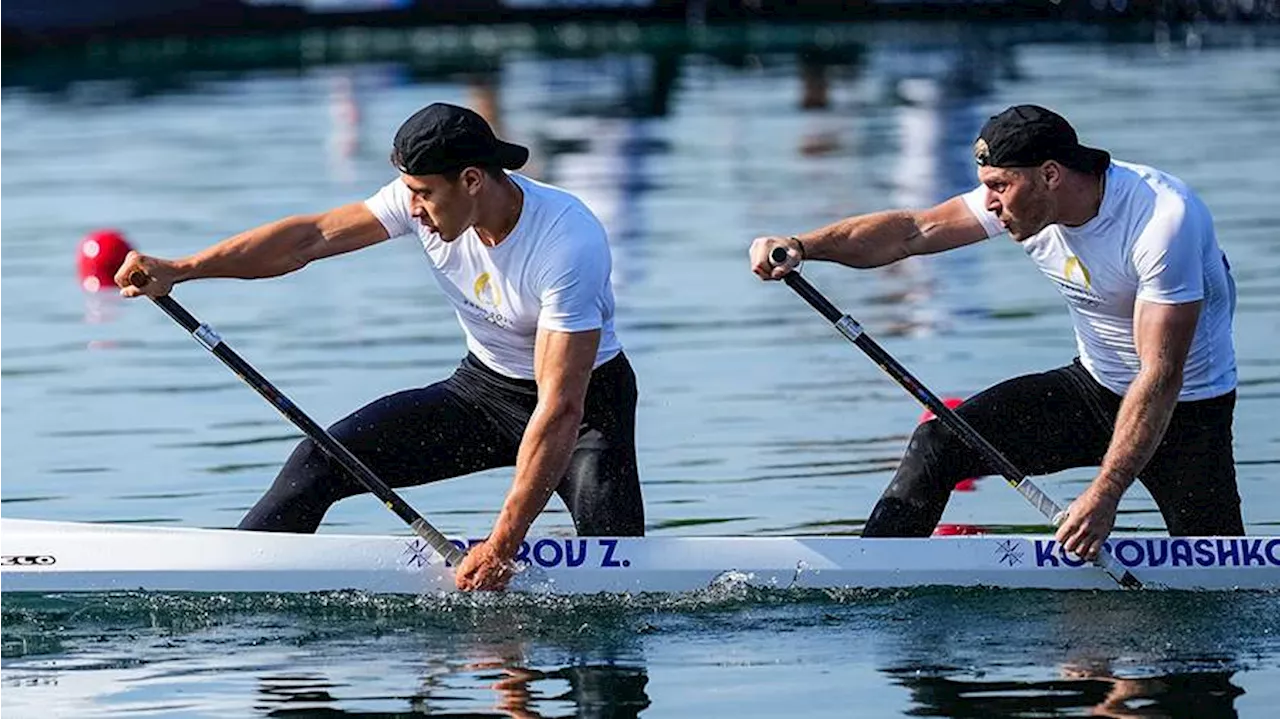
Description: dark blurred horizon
xmin=5 ymin=0 xmax=1278 ymax=64
xmin=7 ymin=16 xmax=1280 ymax=100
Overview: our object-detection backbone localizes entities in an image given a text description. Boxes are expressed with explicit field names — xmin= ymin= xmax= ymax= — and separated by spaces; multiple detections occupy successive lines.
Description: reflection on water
xmin=254 ymin=662 xmax=649 ymax=718
xmin=5 ymin=587 xmax=1277 ymax=716
xmin=872 ymin=588 xmax=1278 ymax=718
xmin=891 ymin=670 xmax=1244 ymax=719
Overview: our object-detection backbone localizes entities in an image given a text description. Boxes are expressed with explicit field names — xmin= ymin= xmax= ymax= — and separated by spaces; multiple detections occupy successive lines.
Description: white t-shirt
xmin=961 ymin=160 xmax=1236 ymax=401
xmin=365 ymin=173 xmax=622 ymax=380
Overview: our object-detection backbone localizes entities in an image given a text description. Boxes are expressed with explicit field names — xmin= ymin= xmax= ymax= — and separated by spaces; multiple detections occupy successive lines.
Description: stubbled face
xmin=978 ymin=165 xmax=1056 ymax=242
xmin=401 ymin=170 xmax=481 ymax=242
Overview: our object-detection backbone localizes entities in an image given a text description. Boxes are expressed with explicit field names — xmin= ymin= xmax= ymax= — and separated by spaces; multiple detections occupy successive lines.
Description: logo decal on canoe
xmin=995 ymin=540 xmax=1023 ymax=567
xmin=1 ymin=555 xmax=56 ymax=566
xmin=403 ymin=539 xmax=433 ymax=569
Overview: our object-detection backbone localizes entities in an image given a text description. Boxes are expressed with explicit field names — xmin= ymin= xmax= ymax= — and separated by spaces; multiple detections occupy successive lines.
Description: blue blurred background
xmin=4 ymin=3 xmax=1280 ymax=717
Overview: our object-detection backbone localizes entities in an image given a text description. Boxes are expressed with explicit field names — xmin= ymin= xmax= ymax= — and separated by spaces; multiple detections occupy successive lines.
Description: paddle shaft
xmin=769 ymin=249 xmax=1141 ymax=589
xmin=137 ymin=280 xmax=465 ymax=567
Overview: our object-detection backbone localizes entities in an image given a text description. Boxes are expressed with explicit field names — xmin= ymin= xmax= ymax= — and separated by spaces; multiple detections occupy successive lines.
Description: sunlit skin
xmin=400 ymin=167 xmax=523 ymax=246
xmin=978 ymin=161 xmax=1104 ymax=242
xmin=978 ymin=164 xmax=1058 ymax=241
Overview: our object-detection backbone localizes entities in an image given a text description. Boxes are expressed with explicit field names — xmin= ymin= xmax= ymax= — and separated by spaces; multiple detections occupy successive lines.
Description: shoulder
xmin=367 ymin=177 xmax=411 ymax=207
xmin=1113 ymin=161 xmax=1200 ymax=217
xmin=1113 ymin=162 xmax=1208 ymax=246
xmin=364 ymin=178 xmax=416 ymax=238
xmin=517 ymin=174 xmax=608 ymax=245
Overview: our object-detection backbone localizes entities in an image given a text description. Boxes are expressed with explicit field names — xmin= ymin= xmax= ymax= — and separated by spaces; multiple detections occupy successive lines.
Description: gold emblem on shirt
xmin=473 ymin=272 xmax=502 ymax=308
xmin=1064 ymin=255 xmax=1092 ymax=288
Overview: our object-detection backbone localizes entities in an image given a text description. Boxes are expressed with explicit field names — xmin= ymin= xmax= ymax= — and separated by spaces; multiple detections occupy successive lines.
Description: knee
xmin=888 ymin=420 xmax=973 ymax=496
xmin=911 ymin=418 xmax=958 ymax=449
xmin=278 ymin=438 xmax=358 ymax=501
xmin=902 ymin=419 xmax=967 ymax=470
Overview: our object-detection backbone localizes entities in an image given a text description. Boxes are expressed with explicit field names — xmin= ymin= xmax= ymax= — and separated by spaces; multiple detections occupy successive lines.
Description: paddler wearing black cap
xmin=116 ymin=103 xmax=644 ymax=591
xmin=749 ymin=104 xmax=1242 ymax=560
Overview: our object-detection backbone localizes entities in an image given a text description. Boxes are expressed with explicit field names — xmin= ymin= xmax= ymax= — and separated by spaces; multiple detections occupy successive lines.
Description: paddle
xmin=768 ymin=247 xmax=1142 ymax=589
xmin=130 ymin=272 xmax=466 ymax=568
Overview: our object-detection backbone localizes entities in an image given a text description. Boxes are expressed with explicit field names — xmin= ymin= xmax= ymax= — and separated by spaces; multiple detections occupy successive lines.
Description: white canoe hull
xmin=3 ymin=519 xmax=1279 ymax=594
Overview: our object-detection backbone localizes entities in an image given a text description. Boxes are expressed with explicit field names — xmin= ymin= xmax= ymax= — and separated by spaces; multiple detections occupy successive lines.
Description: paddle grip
xmin=129 ymin=270 xmax=150 ymax=288
xmin=771 ymin=263 xmax=1145 ymax=590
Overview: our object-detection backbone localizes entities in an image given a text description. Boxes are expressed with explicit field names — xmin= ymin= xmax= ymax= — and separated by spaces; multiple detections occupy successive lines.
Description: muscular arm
xmin=486 ymin=327 xmax=601 ymax=555
xmin=119 ymin=202 xmax=392 ymax=297
xmin=1091 ymin=300 xmax=1202 ymax=499
xmin=795 ymin=196 xmax=990 ymax=269
xmin=173 ymin=202 xmax=389 ymax=283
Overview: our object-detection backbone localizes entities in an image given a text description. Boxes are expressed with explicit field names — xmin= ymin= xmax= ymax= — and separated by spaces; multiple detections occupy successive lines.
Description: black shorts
xmin=238 ymin=352 xmax=644 ymax=536
xmin=863 ymin=359 xmax=1242 ymax=537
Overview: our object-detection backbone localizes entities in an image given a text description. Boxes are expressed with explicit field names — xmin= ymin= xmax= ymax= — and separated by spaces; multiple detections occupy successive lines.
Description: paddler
xmin=116 ymin=103 xmax=645 ymax=591
xmin=749 ymin=105 xmax=1242 ymax=559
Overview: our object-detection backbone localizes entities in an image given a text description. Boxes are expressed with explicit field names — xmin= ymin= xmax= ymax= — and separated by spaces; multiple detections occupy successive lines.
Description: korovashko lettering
xmin=1034 ymin=538 xmax=1280 ymax=568
xmin=5 ymin=520 xmax=1279 ymax=593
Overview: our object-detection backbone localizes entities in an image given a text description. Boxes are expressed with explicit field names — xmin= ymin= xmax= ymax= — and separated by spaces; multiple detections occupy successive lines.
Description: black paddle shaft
xmin=767 ymin=248 xmax=1142 ymax=589
xmin=133 ymin=273 xmax=464 ymax=567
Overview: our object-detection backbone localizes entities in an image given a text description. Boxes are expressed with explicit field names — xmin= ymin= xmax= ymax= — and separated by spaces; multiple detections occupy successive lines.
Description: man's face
xmin=977 ymin=165 xmax=1055 ymax=242
xmin=400 ymin=171 xmax=478 ymax=242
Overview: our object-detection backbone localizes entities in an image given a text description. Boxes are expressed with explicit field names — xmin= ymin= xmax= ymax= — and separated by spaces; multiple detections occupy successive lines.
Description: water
xmin=4 ymin=21 xmax=1280 ymax=717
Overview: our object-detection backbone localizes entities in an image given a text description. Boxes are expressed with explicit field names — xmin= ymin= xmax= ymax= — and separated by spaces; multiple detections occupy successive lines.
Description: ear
xmin=1041 ymin=161 xmax=1063 ymax=188
xmin=460 ymin=167 xmax=486 ymax=195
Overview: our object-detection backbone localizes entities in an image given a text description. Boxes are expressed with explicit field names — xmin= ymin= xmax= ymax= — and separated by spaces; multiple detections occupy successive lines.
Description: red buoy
xmin=933 ymin=523 xmax=986 ymax=536
xmin=77 ymin=230 xmax=134 ymax=292
xmin=918 ymin=396 xmax=965 ymax=424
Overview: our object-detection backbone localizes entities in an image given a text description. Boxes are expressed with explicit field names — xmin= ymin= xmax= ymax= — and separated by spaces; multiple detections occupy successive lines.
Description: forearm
xmin=1095 ymin=369 xmax=1182 ymax=498
xmin=488 ymin=404 xmax=584 ymax=554
xmin=796 ymin=210 xmax=922 ymax=269
xmin=175 ymin=215 xmax=326 ymax=283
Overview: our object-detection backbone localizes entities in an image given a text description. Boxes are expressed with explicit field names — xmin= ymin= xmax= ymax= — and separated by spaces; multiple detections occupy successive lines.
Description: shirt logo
xmin=473 ymin=272 xmax=501 ymax=308
xmin=1051 ymin=255 xmax=1104 ymax=307
xmin=1064 ymin=255 xmax=1092 ymax=288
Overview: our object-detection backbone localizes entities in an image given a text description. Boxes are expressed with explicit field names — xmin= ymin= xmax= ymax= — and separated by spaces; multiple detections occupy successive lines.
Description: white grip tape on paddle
xmin=193 ymin=324 xmax=223 ymax=351
xmin=835 ymin=316 xmax=864 ymax=342
xmin=412 ymin=518 xmax=464 ymax=566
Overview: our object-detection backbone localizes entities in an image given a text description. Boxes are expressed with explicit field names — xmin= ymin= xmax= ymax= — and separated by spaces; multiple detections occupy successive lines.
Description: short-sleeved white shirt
xmin=961 ymin=160 xmax=1236 ymax=400
xmin=365 ymin=173 xmax=622 ymax=380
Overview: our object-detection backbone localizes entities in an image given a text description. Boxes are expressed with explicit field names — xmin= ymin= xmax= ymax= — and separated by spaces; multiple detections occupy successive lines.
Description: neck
xmin=474 ymin=175 xmax=524 ymax=248
xmin=1056 ymin=169 xmax=1106 ymax=228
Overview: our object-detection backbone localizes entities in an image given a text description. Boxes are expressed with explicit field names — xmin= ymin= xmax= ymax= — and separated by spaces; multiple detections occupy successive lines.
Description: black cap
xmin=974 ymin=105 xmax=1110 ymax=175
xmin=391 ymin=103 xmax=529 ymax=176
